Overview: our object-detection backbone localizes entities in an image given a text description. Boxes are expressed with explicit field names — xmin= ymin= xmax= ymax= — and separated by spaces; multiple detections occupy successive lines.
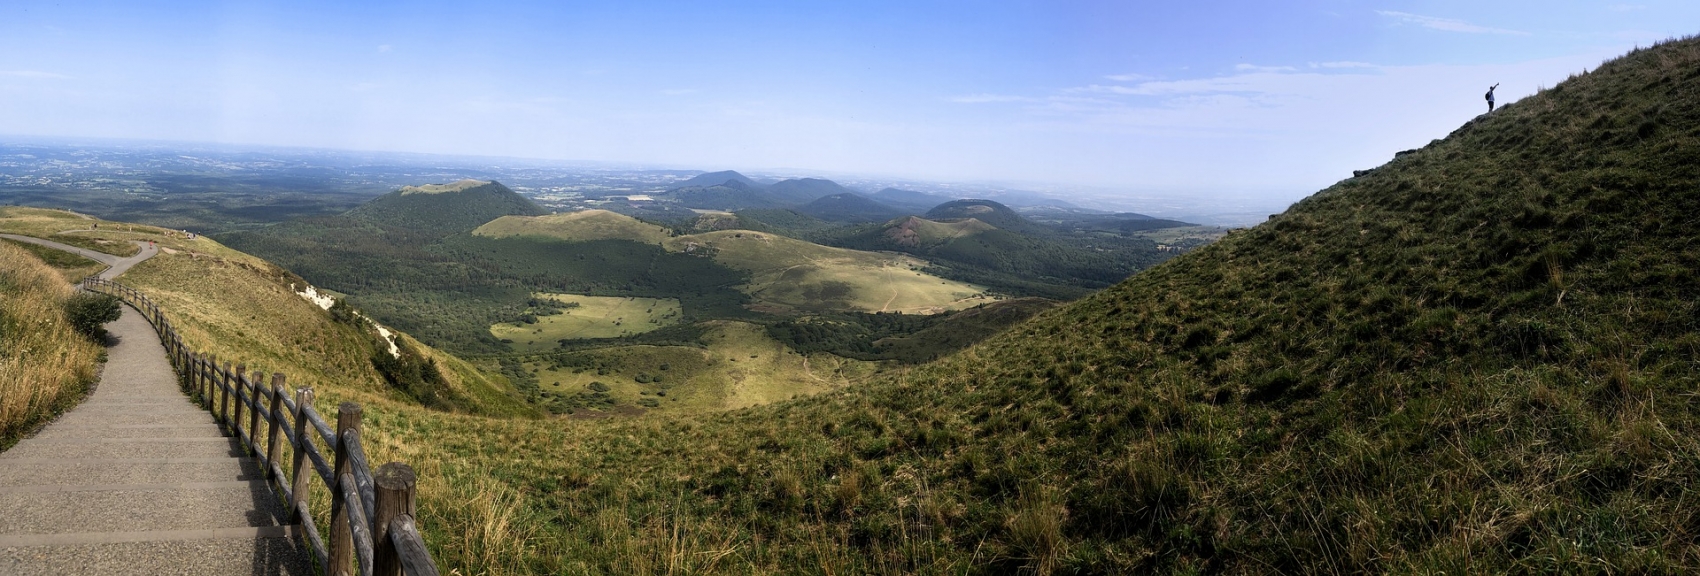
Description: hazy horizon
xmin=3 ymin=1 xmax=1697 ymax=207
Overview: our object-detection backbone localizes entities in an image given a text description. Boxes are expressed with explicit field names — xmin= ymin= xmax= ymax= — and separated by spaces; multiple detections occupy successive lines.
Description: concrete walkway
xmin=0 ymin=236 xmax=308 ymax=575
xmin=0 ymin=233 xmax=160 ymax=280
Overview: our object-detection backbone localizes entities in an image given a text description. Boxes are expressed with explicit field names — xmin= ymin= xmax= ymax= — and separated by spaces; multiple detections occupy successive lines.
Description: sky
xmin=1 ymin=1 xmax=1697 ymax=211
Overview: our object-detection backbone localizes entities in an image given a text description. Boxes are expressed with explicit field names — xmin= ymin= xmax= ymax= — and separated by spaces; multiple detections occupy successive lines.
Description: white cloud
xmin=0 ymin=70 xmax=70 ymax=79
xmin=1377 ymin=11 xmax=1530 ymax=36
xmin=1235 ymin=63 xmax=1298 ymax=73
xmin=947 ymin=93 xmax=1034 ymax=104
xmin=1103 ymin=73 xmax=1150 ymax=82
xmin=1310 ymin=61 xmax=1378 ymax=69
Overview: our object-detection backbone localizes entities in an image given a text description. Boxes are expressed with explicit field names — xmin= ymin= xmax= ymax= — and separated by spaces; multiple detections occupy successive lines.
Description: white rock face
xmin=292 ymin=283 xmax=400 ymax=358
xmin=293 ymin=283 xmax=336 ymax=310
xmin=372 ymin=323 xmax=401 ymax=358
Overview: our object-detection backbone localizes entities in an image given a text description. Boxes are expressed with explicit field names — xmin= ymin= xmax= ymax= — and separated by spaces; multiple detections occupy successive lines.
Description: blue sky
xmin=1 ymin=1 xmax=1696 ymax=210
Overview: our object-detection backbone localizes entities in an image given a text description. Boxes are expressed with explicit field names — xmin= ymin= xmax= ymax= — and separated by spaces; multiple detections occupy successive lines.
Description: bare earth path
xmin=0 ymin=236 xmax=308 ymax=575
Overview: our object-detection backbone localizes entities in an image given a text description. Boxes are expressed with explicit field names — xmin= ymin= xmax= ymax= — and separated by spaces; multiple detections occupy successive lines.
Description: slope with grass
xmin=514 ymin=37 xmax=1700 ymax=572
xmin=524 ymin=321 xmax=882 ymax=415
xmin=491 ymin=293 xmax=683 ymax=352
xmin=473 ymin=209 xmax=672 ymax=245
xmin=37 ymin=38 xmax=1700 ymax=575
xmin=0 ymin=240 xmax=104 ymax=451
xmin=229 ymin=36 xmax=1700 ymax=574
xmin=664 ymin=229 xmax=996 ymax=314
xmin=829 ymin=211 xmax=1171 ymax=299
xmin=0 ymin=237 xmax=106 ymax=282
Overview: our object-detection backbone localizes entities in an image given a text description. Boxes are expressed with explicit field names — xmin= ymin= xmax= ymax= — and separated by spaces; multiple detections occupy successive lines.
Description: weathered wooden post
xmin=373 ymin=462 xmax=417 ymax=576
xmin=289 ymin=388 xmax=315 ymax=522
xmin=330 ymin=402 xmax=364 ymax=576
xmin=247 ymin=372 xmax=263 ymax=452
xmin=199 ymin=354 xmax=212 ymax=408
xmin=234 ymin=364 xmax=248 ymax=440
xmin=266 ymin=374 xmax=286 ymax=477
xmin=216 ymin=361 xmax=229 ymax=429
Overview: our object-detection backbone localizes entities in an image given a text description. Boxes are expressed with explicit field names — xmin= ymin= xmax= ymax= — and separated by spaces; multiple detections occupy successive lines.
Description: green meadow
xmin=490 ymin=293 xmax=683 ymax=352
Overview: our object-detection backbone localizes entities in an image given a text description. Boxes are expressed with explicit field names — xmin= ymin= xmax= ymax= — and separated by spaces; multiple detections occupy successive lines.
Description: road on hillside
xmin=0 ymin=234 xmax=159 ymax=280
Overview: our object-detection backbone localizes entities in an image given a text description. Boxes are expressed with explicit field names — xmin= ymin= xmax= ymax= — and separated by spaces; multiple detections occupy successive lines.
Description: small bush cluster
xmin=63 ymin=292 xmax=121 ymax=341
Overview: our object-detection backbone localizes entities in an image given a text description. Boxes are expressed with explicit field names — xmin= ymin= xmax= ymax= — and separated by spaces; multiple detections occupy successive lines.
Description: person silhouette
xmin=1486 ymin=83 xmax=1499 ymax=112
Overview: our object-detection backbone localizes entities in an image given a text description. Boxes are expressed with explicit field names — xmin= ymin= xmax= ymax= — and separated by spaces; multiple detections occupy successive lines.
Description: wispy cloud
xmin=1235 ymin=63 xmax=1297 ymax=73
xmin=0 ymin=70 xmax=71 ymax=79
xmin=659 ymin=88 xmax=698 ymax=96
xmin=948 ymin=93 xmax=1035 ymax=104
xmin=1310 ymin=61 xmax=1378 ymax=69
xmin=1377 ymin=11 xmax=1530 ymax=36
xmin=1103 ymin=73 xmax=1150 ymax=82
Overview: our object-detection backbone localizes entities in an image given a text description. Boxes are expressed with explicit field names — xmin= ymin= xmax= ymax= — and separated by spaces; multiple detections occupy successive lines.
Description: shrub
xmin=64 ymin=292 xmax=120 ymax=340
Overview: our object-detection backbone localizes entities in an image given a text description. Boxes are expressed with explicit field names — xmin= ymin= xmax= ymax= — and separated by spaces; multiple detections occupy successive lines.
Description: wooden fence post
xmin=220 ymin=362 xmax=233 ymax=431
xmin=330 ymin=402 xmax=363 ymax=576
xmin=290 ymin=388 xmax=315 ymax=522
xmin=234 ymin=364 xmax=248 ymax=442
xmin=373 ymin=462 xmax=417 ymax=576
xmin=266 ymin=374 xmax=285 ymax=477
xmin=199 ymin=354 xmax=212 ymax=408
xmin=247 ymin=372 xmax=263 ymax=451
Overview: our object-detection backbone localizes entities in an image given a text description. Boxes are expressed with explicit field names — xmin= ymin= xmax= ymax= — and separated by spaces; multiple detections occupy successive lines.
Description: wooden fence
xmin=81 ymin=276 xmax=441 ymax=576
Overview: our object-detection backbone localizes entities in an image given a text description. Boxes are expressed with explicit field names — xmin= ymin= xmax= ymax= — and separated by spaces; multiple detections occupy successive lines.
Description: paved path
xmin=0 ymin=234 xmax=160 ymax=280
xmin=0 ymin=236 xmax=308 ymax=575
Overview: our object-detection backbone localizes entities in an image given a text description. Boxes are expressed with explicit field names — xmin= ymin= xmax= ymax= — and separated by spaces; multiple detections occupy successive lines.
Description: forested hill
xmin=346 ymin=179 xmax=546 ymax=238
xmin=551 ymin=36 xmax=1700 ymax=572
xmin=924 ymin=198 xmax=1039 ymax=232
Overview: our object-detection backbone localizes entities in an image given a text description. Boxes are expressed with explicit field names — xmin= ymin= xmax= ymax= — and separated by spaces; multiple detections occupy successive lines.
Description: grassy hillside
xmin=0 ymin=239 xmax=104 ymax=450
xmin=23 ymin=37 xmax=1697 ymax=575
xmin=259 ymin=36 xmax=1699 ymax=574
xmin=0 ymin=238 xmax=106 ymax=282
xmin=473 ymin=210 xmax=672 ymax=245
xmin=491 ymin=294 xmax=683 ymax=352
xmin=522 ymin=321 xmax=883 ymax=415
xmin=829 ymin=213 xmax=1172 ymax=300
xmin=0 ymin=207 xmax=144 ymax=257
xmin=878 ymin=215 xmax=997 ymax=249
xmin=925 ymin=198 xmax=1040 ymax=232
xmin=553 ymin=36 xmax=1699 ymax=572
xmin=664 ymin=229 xmax=996 ymax=314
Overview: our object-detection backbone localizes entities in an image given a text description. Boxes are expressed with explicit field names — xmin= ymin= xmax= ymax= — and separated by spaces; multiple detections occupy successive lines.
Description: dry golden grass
xmin=399 ymin=179 xmax=492 ymax=195
xmin=473 ymin=210 xmax=673 ymax=245
xmin=664 ymin=230 xmax=996 ymax=314
xmin=0 ymin=241 xmax=103 ymax=450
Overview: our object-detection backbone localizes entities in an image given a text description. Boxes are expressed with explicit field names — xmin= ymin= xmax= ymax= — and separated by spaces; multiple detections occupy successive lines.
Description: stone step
xmin=0 ymin=483 xmax=287 ymax=535
xmin=0 ymin=438 xmax=248 ymax=461
xmin=0 ymin=460 xmax=266 ymax=487
xmin=0 ymin=533 xmax=311 ymax=575
xmin=49 ymin=412 xmax=218 ymax=427
xmin=32 ymin=425 xmax=228 ymax=440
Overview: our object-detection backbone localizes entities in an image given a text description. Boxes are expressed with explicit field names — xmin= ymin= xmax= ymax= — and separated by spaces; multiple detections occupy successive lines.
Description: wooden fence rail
xmin=81 ymin=276 xmax=441 ymax=576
